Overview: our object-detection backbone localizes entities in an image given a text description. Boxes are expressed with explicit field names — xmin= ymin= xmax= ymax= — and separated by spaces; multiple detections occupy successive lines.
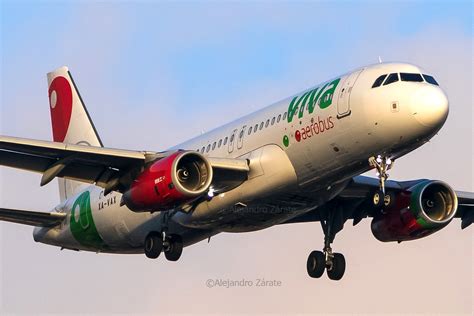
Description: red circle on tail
xmin=49 ymin=76 xmax=73 ymax=142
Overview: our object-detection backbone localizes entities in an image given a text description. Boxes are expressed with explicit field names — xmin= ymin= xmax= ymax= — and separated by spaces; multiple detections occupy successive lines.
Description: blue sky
xmin=2 ymin=2 xmax=472 ymax=149
xmin=1 ymin=1 xmax=473 ymax=315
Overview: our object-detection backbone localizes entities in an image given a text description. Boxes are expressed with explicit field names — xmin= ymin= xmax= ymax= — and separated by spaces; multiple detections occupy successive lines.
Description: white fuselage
xmin=34 ymin=62 xmax=449 ymax=253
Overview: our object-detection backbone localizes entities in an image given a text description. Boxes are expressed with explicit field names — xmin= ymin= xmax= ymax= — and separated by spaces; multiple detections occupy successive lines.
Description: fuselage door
xmin=337 ymin=69 xmax=363 ymax=118
xmin=237 ymin=125 xmax=246 ymax=150
xmin=228 ymin=129 xmax=238 ymax=154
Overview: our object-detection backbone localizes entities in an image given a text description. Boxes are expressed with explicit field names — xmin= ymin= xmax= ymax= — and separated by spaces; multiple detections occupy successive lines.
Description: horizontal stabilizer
xmin=0 ymin=207 xmax=66 ymax=227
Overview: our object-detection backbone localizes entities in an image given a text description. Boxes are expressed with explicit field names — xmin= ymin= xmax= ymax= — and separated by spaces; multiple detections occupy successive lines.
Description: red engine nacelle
xmin=371 ymin=180 xmax=458 ymax=242
xmin=122 ymin=151 xmax=213 ymax=212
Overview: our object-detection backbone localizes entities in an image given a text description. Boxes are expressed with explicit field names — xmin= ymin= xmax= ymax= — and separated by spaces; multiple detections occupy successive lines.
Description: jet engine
xmin=371 ymin=180 xmax=458 ymax=242
xmin=122 ymin=151 xmax=213 ymax=212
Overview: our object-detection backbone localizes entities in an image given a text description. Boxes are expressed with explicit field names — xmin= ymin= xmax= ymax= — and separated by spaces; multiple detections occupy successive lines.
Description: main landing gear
xmin=144 ymin=211 xmax=183 ymax=261
xmin=369 ymin=155 xmax=395 ymax=211
xmin=307 ymin=204 xmax=346 ymax=280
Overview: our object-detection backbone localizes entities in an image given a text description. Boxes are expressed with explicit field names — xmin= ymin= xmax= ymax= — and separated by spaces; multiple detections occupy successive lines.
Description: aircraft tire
xmin=383 ymin=191 xmax=396 ymax=207
xmin=373 ymin=190 xmax=384 ymax=209
xmin=165 ymin=234 xmax=183 ymax=261
xmin=144 ymin=232 xmax=163 ymax=259
xmin=306 ymin=250 xmax=325 ymax=278
xmin=327 ymin=253 xmax=346 ymax=280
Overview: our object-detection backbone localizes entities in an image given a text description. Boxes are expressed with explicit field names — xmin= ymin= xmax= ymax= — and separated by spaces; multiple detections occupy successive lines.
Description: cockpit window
xmin=383 ymin=73 xmax=399 ymax=85
xmin=372 ymin=74 xmax=387 ymax=88
xmin=400 ymin=73 xmax=423 ymax=82
xmin=423 ymin=74 xmax=439 ymax=86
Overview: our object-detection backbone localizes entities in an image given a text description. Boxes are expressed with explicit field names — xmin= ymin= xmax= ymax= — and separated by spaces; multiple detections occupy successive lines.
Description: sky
xmin=0 ymin=0 xmax=473 ymax=315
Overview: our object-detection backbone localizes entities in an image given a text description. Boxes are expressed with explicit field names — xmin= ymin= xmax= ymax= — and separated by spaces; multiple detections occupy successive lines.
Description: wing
xmin=455 ymin=190 xmax=474 ymax=229
xmin=0 ymin=208 xmax=66 ymax=227
xmin=286 ymin=175 xmax=474 ymax=229
xmin=0 ymin=135 xmax=249 ymax=194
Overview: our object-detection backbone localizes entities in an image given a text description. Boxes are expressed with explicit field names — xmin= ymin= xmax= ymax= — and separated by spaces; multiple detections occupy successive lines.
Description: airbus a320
xmin=1 ymin=63 xmax=473 ymax=280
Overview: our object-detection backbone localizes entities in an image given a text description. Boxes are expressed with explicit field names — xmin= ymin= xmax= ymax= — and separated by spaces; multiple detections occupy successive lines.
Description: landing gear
xmin=369 ymin=155 xmax=395 ymax=210
xmin=144 ymin=211 xmax=183 ymax=261
xmin=307 ymin=204 xmax=346 ymax=280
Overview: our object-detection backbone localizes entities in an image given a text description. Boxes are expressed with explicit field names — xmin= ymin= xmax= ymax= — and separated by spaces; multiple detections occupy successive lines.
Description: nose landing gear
xmin=369 ymin=155 xmax=395 ymax=210
xmin=307 ymin=204 xmax=346 ymax=280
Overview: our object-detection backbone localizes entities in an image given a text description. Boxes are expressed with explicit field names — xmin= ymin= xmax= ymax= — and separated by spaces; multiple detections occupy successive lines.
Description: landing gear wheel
xmin=307 ymin=251 xmax=325 ymax=278
xmin=326 ymin=253 xmax=346 ymax=281
xmin=373 ymin=190 xmax=384 ymax=209
xmin=383 ymin=191 xmax=395 ymax=207
xmin=164 ymin=234 xmax=183 ymax=262
xmin=144 ymin=233 xmax=163 ymax=259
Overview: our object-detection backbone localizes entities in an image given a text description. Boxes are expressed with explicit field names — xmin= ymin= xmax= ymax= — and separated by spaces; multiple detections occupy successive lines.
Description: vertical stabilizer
xmin=47 ymin=67 xmax=103 ymax=201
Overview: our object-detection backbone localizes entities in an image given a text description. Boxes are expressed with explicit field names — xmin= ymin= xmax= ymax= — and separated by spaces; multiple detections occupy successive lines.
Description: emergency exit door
xmin=337 ymin=69 xmax=363 ymax=118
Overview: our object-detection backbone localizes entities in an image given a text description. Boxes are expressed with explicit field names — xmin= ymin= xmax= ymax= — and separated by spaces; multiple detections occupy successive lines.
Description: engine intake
xmin=122 ymin=151 xmax=213 ymax=212
xmin=371 ymin=180 xmax=458 ymax=242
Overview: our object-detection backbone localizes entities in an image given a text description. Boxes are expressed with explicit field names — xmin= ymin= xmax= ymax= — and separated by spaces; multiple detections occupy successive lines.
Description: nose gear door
xmin=337 ymin=69 xmax=363 ymax=118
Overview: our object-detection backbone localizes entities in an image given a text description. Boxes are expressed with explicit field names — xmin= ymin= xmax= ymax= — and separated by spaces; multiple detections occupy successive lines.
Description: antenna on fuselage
xmin=378 ymin=56 xmax=383 ymax=63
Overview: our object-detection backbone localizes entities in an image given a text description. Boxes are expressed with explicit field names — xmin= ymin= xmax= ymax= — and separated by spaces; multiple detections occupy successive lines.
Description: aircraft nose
xmin=411 ymin=85 xmax=449 ymax=128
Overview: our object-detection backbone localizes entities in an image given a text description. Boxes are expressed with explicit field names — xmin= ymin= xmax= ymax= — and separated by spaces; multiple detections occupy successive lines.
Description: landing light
xmin=208 ymin=187 xmax=215 ymax=198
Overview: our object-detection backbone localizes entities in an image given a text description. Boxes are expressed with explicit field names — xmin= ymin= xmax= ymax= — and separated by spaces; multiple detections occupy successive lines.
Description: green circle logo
xmin=283 ymin=135 xmax=289 ymax=147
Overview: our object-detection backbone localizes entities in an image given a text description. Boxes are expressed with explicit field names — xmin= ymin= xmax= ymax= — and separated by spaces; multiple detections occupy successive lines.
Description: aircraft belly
xmin=173 ymin=144 xmax=299 ymax=230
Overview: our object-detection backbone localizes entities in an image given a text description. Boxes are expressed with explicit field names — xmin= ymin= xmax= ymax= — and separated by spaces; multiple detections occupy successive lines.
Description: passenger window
xmin=248 ymin=126 xmax=253 ymax=135
xmin=201 ymin=146 xmax=205 ymax=153
xmin=259 ymin=122 xmax=264 ymax=130
xmin=271 ymin=117 xmax=275 ymax=125
xmin=206 ymin=144 xmax=211 ymax=153
xmin=218 ymin=139 xmax=222 ymax=148
xmin=265 ymin=119 xmax=269 ymax=128
xmin=423 ymin=74 xmax=439 ymax=86
xmin=383 ymin=73 xmax=399 ymax=85
xmin=372 ymin=74 xmax=387 ymax=88
xmin=230 ymin=134 xmax=234 ymax=142
xmin=400 ymin=73 xmax=423 ymax=82
xmin=283 ymin=112 xmax=287 ymax=121
xmin=223 ymin=137 xmax=228 ymax=145
xmin=239 ymin=130 xmax=244 ymax=138
xmin=212 ymin=142 xmax=216 ymax=150
xmin=254 ymin=124 xmax=258 ymax=132
xmin=277 ymin=114 xmax=281 ymax=123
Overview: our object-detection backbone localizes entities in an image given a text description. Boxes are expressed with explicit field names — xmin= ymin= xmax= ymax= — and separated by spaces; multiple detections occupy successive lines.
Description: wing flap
xmin=0 ymin=208 xmax=66 ymax=227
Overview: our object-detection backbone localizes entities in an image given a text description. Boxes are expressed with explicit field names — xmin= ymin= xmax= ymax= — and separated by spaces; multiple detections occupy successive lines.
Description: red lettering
xmin=328 ymin=116 xmax=334 ymax=129
xmin=318 ymin=116 xmax=325 ymax=133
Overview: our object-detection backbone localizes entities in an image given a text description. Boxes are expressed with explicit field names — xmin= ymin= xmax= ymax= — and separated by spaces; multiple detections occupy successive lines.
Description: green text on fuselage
xmin=287 ymin=78 xmax=340 ymax=123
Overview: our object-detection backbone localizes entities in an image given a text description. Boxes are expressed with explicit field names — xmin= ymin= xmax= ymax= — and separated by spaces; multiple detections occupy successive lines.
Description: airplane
xmin=1 ymin=62 xmax=473 ymax=281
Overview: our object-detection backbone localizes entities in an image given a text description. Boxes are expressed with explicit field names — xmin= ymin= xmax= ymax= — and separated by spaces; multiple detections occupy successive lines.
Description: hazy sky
xmin=1 ymin=1 xmax=473 ymax=315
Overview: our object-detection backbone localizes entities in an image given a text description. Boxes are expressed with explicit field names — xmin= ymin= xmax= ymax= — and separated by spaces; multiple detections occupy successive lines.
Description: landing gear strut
xmin=307 ymin=204 xmax=346 ymax=280
xmin=369 ymin=155 xmax=394 ymax=210
xmin=144 ymin=210 xmax=183 ymax=261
